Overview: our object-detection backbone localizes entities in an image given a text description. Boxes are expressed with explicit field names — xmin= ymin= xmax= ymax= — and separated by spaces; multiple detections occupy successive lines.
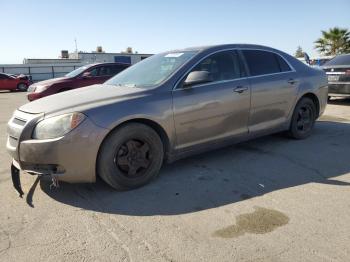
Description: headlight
xmin=34 ymin=85 xmax=49 ymax=93
xmin=32 ymin=113 xmax=86 ymax=139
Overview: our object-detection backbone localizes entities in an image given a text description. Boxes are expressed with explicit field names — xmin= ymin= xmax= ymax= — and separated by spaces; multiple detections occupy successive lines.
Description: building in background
xmin=69 ymin=51 xmax=151 ymax=65
xmin=0 ymin=47 xmax=153 ymax=82
xmin=24 ymin=47 xmax=152 ymax=65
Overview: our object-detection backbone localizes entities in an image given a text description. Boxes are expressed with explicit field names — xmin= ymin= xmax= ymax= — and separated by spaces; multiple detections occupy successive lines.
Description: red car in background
xmin=0 ymin=73 xmax=31 ymax=91
xmin=27 ymin=62 xmax=130 ymax=101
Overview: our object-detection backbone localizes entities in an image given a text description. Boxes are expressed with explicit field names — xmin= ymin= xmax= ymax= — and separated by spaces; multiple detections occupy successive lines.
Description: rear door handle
xmin=287 ymin=79 xmax=298 ymax=85
xmin=234 ymin=86 xmax=248 ymax=93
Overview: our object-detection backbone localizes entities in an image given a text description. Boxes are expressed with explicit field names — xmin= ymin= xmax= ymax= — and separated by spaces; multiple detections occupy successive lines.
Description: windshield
xmin=324 ymin=54 xmax=350 ymax=66
xmin=105 ymin=51 xmax=198 ymax=88
xmin=65 ymin=65 xmax=89 ymax=78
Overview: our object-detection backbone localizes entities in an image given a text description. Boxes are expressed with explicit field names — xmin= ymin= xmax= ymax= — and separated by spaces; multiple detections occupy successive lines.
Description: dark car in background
xmin=322 ymin=54 xmax=350 ymax=99
xmin=0 ymin=73 xmax=32 ymax=92
xmin=27 ymin=62 xmax=129 ymax=101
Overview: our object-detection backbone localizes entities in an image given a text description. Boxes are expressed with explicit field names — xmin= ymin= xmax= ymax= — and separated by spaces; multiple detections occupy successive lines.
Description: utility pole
xmin=74 ymin=38 xmax=78 ymax=55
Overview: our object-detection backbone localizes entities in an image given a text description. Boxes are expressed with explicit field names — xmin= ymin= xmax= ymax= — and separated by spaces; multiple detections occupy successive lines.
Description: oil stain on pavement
xmin=213 ymin=207 xmax=289 ymax=238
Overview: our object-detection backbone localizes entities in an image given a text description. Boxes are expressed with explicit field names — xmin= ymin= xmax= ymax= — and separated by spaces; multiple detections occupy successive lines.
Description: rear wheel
xmin=17 ymin=83 xmax=28 ymax=91
xmin=97 ymin=123 xmax=164 ymax=190
xmin=288 ymin=97 xmax=316 ymax=139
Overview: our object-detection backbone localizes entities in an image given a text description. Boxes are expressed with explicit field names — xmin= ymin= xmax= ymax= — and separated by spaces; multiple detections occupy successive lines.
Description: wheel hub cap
xmin=297 ymin=106 xmax=312 ymax=132
xmin=115 ymin=139 xmax=151 ymax=177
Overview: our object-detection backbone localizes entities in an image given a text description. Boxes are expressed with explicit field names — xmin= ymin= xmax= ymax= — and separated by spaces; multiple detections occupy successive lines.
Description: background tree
xmin=314 ymin=27 xmax=350 ymax=55
xmin=295 ymin=46 xmax=304 ymax=57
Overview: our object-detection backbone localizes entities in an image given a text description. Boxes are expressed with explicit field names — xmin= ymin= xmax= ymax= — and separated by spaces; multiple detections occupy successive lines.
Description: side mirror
xmin=183 ymin=71 xmax=212 ymax=87
xmin=82 ymin=72 xmax=92 ymax=79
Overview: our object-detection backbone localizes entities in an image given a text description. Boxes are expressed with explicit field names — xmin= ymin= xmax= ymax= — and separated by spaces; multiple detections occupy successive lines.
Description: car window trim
xmin=174 ymin=48 xmax=296 ymax=90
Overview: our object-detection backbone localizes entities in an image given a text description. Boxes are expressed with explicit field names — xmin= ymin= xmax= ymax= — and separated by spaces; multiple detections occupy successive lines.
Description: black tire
xmin=17 ymin=83 xmax=28 ymax=91
xmin=288 ymin=97 xmax=316 ymax=139
xmin=97 ymin=123 xmax=164 ymax=190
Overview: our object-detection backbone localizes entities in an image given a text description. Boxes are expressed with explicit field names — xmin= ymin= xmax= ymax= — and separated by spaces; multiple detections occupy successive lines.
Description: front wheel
xmin=17 ymin=83 xmax=28 ymax=91
xmin=97 ymin=123 xmax=164 ymax=190
xmin=288 ymin=97 xmax=316 ymax=139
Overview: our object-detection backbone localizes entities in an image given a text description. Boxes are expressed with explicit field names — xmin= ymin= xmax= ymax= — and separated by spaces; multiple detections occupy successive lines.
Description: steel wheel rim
xmin=18 ymin=84 xmax=27 ymax=91
xmin=296 ymin=105 xmax=313 ymax=132
xmin=114 ymin=139 xmax=152 ymax=178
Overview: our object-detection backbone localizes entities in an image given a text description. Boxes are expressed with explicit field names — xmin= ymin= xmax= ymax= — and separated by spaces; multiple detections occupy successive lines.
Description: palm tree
xmin=314 ymin=27 xmax=350 ymax=55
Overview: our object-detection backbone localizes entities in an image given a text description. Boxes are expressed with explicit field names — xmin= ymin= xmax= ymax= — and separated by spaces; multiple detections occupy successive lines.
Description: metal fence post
xmin=52 ymin=66 xmax=55 ymax=78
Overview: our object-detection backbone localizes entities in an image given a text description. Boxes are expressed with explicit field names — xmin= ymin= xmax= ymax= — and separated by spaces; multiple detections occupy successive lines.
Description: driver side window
xmin=191 ymin=50 xmax=243 ymax=83
xmin=98 ymin=66 xmax=112 ymax=76
xmin=88 ymin=67 xmax=99 ymax=77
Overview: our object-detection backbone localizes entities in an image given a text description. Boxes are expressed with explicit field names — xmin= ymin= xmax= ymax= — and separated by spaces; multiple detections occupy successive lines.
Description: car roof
xmin=86 ymin=62 xmax=130 ymax=67
xmin=170 ymin=44 xmax=283 ymax=53
xmin=323 ymin=53 xmax=350 ymax=66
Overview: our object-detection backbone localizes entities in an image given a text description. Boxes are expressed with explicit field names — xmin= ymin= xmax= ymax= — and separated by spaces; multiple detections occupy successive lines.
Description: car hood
xmin=31 ymin=76 xmax=71 ymax=86
xmin=19 ymin=84 xmax=148 ymax=115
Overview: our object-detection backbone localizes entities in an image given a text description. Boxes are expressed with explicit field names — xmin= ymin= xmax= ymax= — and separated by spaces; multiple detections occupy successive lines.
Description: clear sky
xmin=1 ymin=0 xmax=349 ymax=64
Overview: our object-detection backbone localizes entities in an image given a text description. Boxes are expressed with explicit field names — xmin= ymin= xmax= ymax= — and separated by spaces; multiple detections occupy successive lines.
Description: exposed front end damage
xmin=6 ymin=109 xmax=109 ymax=196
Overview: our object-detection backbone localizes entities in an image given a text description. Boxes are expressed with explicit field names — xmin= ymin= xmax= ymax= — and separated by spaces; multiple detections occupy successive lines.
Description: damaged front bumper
xmin=10 ymin=159 xmax=61 ymax=197
xmin=7 ymin=110 xmax=109 ymax=195
xmin=11 ymin=160 xmax=24 ymax=197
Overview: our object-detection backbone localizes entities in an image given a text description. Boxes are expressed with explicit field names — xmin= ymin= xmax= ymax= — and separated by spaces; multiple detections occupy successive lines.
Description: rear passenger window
xmin=275 ymin=54 xmax=291 ymax=72
xmin=191 ymin=50 xmax=243 ymax=82
xmin=242 ymin=50 xmax=281 ymax=76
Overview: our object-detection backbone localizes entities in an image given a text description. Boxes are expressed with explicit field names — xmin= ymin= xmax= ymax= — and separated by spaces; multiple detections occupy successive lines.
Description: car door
xmin=241 ymin=49 xmax=298 ymax=132
xmin=0 ymin=74 xmax=16 ymax=90
xmin=172 ymin=50 xmax=251 ymax=150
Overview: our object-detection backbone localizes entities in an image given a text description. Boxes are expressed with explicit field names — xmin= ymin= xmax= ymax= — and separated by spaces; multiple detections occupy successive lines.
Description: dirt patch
xmin=213 ymin=207 xmax=289 ymax=238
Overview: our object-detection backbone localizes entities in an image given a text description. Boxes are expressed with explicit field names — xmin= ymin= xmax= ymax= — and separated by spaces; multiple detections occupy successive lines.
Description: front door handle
xmin=234 ymin=86 xmax=248 ymax=93
xmin=287 ymin=79 xmax=298 ymax=85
